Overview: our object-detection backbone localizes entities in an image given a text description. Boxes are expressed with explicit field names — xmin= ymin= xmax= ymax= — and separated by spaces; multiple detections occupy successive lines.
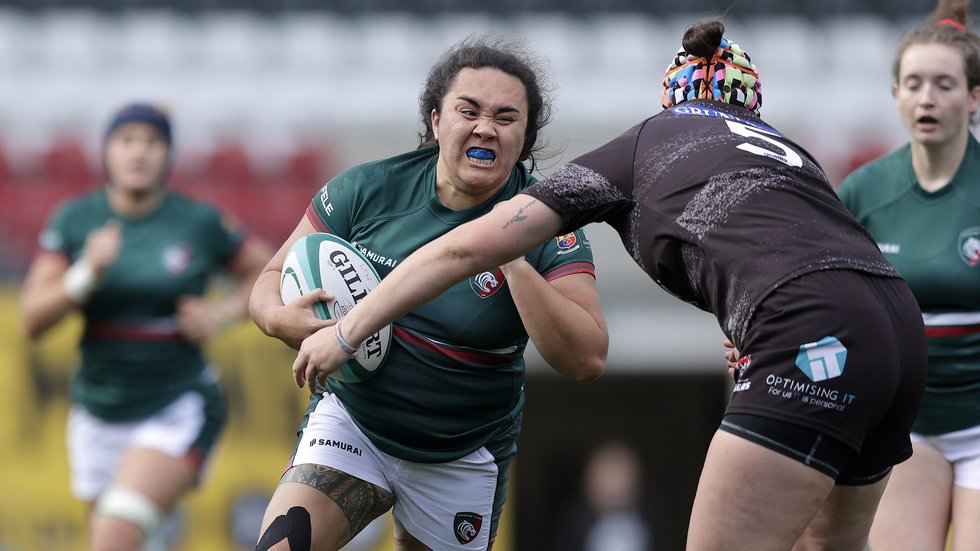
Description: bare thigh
xmin=950 ymin=485 xmax=980 ymax=551
xmin=869 ymin=442 xmax=952 ymax=551
xmin=256 ymin=463 xmax=393 ymax=551
xmin=393 ymin=516 xmax=432 ymax=551
xmin=90 ymin=446 xmax=198 ymax=551
xmin=795 ymin=475 xmax=889 ymax=551
xmin=688 ymin=430 xmax=866 ymax=551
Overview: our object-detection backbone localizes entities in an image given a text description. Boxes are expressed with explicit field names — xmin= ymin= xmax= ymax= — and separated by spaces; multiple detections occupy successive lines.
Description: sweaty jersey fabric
xmin=524 ymin=100 xmax=899 ymax=346
xmin=39 ymin=189 xmax=244 ymax=421
xmin=305 ymin=146 xmax=595 ymax=463
xmin=838 ymin=137 xmax=980 ymax=435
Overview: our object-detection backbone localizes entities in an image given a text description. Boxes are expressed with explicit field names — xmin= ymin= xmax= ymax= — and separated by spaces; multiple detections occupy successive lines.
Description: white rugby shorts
xmin=292 ymin=393 xmax=499 ymax=550
xmin=911 ymin=424 xmax=980 ymax=490
xmin=67 ymin=391 xmax=209 ymax=500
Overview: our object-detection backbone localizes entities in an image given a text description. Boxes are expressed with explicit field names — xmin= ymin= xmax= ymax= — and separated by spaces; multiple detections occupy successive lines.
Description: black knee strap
xmin=256 ymin=506 xmax=312 ymax=551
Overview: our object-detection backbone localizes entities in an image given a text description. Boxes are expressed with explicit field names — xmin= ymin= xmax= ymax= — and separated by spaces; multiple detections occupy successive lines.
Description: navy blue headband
xmin=104 ymin=103 xmax=172 ymax=145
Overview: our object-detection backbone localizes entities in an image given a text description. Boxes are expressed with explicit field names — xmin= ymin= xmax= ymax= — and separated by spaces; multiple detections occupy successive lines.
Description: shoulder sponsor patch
xmin=555 ymin=233 xmax=580 ymax=255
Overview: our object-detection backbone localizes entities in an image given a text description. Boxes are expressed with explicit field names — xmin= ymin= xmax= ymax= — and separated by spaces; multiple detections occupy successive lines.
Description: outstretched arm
xmin=293 ymin=194 xmax=565 ymax=389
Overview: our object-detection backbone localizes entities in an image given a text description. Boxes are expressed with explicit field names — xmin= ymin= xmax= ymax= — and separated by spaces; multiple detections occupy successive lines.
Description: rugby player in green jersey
xmin=20 ymin=103 xmax=271 ymax=551
xmin=249 ymin=38 xmax=608 ymax=551
xmin=838 ymin=1 xmax=980 ymax=548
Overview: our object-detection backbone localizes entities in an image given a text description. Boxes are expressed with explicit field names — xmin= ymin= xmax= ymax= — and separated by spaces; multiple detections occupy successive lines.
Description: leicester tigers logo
xmin=959 ymin=227 xmax=980 ymax=267
xmin=453 ymin=512 xmax=483 ymax=545
xmin=471 ymin=268 xmax=505 ymax=299
xmin=162 ymin=243 xmax=193 ymax=275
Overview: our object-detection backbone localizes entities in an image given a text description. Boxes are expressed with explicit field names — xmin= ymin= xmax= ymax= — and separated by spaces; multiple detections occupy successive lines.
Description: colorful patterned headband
xmin=661 ymin=37 xmax=762 ymax=116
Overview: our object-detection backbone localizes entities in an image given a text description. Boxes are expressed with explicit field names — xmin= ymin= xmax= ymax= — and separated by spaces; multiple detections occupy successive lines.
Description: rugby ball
xmin=280 ymin=232 xmax=392 ymax=383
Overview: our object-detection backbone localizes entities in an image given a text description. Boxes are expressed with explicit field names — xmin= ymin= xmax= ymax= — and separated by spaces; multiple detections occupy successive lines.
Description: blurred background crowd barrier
xmin=0 ymin=4 xmax=920 ymax=278
xmin=0 ymin=2 xmax=936 ymax=549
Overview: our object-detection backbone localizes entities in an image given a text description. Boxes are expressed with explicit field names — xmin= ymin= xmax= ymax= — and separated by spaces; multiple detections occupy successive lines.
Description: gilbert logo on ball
xmin=280 ymin=233 xmax=392 ymax=383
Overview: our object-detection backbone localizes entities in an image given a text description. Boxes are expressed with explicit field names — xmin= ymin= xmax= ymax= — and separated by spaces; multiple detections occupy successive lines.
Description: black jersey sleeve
xmin=523 ymin=126 xmax=639 ymax=235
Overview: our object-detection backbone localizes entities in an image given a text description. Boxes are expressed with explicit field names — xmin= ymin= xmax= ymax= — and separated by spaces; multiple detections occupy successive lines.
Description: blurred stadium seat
xmin=115 ymin=11 xmax=199 ymax=72
xmin=34 ymin=11 xmax=114 ymax=73
xmin=197 ymin=13 xmax=278 ymax=75
xmin=39 ymin=138 xmax=96 ymax=191
xmin=285 ymin=141 xmax=333 ymax=187
xmin=165 ymin=140 xmax=329 ymax=247
xmin=204 ymin=140 xmax=257 ymax=188
xmin=0 ymin=8 xmax=916 ymax=276
xmin=0 ymin=141 xmax=11 ymax=189
xmin=0 ymin=142 xmax=86 ymax=274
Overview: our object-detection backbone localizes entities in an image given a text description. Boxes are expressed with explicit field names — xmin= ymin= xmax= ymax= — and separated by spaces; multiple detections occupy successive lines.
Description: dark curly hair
xmin=417 ymin=35 xmax=553 ymax=169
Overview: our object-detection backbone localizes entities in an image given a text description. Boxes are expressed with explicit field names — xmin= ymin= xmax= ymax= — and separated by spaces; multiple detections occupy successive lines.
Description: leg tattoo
xmin=282 ymin=464 xmax=394 ymax=537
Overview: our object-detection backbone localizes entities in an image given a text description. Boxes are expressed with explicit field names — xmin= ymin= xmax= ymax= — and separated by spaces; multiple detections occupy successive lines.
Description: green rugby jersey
xmin=39 ymin=189 xmax=244 ymax=421
xmin=305 ymin=146 xmax=596 ymax=462
xmin=838 ymin=137 xmax=980 ymax=435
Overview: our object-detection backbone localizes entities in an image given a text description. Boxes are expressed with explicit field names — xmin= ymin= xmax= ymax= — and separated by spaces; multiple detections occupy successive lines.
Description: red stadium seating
xmin=40 ymin=138 xmax=97 ymax=193
xmin=0 ymin=139 xmax=337 ymax=276
xmin=205 ymin=141 xmax=258 ymax=189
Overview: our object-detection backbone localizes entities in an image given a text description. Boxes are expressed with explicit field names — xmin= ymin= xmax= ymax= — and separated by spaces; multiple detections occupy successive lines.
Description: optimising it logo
xmin=795 ymin=336 xmax=847 ymax=383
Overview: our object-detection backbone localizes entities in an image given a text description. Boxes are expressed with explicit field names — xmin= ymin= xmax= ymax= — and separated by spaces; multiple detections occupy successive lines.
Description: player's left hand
xmin=292 ymin=324 xmax=354 ymax=392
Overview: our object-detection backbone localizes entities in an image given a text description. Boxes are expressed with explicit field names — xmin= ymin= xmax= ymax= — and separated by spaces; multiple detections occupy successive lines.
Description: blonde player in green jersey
xmin=248 ymin=37 xmax=608 ymax=551
xmin=19 ymin=103 xmax=271 ymax=551
xmin=838 ymin=1 xmax=980 ymax=548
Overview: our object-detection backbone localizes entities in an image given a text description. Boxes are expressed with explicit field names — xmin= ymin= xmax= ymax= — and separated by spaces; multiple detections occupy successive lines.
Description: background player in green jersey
xmin=837 ymin=1 xmax=980 ymax=549
xmin=248 ymin=38 xmax=608 ymax=551
xmin=19 ymin=103 xmax=271 ymax=551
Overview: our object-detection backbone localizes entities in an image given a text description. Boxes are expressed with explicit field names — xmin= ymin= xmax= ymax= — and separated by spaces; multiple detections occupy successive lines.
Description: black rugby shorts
xmin=722 ymin=269 xmax=927 ymax=484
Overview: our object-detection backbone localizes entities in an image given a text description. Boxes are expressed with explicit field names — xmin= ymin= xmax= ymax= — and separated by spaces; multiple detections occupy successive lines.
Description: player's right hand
xmin=82 ymin=220 xmax=122 ymax=273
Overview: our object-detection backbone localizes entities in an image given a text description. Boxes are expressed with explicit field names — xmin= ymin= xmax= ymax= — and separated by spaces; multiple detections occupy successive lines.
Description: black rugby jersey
xmin=524 ymin=100 xmax=899 ymax=344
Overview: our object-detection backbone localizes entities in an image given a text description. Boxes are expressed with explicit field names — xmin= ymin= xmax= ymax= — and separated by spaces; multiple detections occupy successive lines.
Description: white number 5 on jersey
xmin=725 ymin=120 xmax=803 ymax=167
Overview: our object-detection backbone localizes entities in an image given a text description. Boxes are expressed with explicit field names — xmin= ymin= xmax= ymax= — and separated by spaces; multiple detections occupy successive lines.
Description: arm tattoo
xmin=281 ymin=463 xmax=393 ymax=537
xmin=502 ymin=199 xmax=538 ymax=230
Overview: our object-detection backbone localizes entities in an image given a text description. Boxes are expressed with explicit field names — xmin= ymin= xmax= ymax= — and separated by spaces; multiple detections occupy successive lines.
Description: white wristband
xmin=335 ymin=319 xmax=359 ymax=356
xmin=63 ymin=259 xmax=98 ymax=304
